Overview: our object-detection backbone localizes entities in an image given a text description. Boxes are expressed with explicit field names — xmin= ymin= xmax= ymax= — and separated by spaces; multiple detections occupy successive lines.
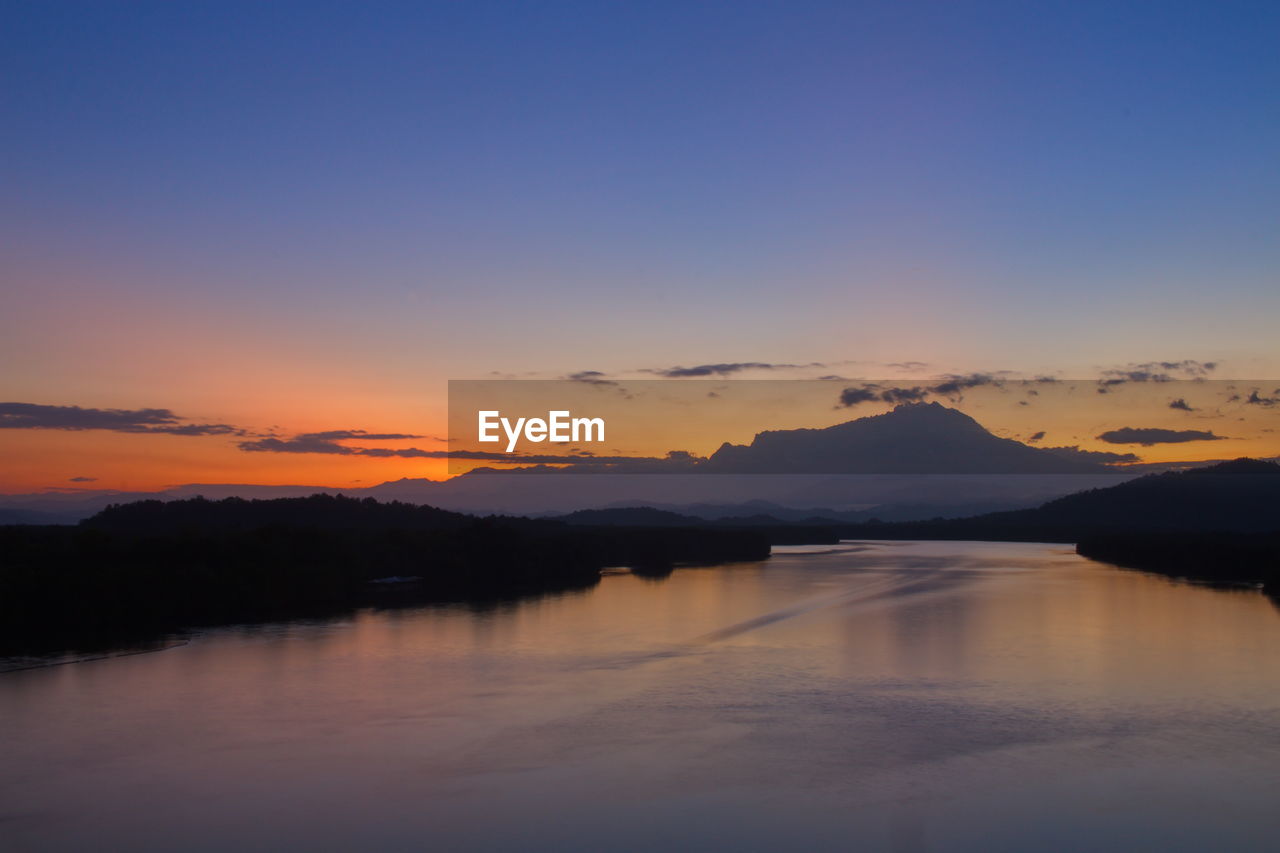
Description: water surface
xmin=3 ymin=541 xmax=1279 ymax=851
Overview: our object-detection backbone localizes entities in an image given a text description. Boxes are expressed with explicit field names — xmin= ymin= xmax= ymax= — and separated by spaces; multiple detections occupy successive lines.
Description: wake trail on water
xmin=690 ymin=568 xmax=967 ymax=645
xmin=591 ymin=565 xmax=980 ymax=673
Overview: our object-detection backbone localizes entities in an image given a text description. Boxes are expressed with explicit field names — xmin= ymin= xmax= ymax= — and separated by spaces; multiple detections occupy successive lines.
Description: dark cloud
xmin=929 ymin=373 xmax=1000 ymax=397
xmin=238 ymin=436 xmax=359 ymax=455
xmin=1096 ymin=427 xmax=1225 ymax=445
xmin=648 ymin=362 xmax=822 ymax=378
xmin=837 ymin=375 xmax=998 ymax=408
xmin=1041 ymin=446 xmax=1140 ymax=464
xmin=0 ymin=402 xmax=242 ymax=436
xmin=1245 ymin=389 xmax=1280 ymax=407
xmin=880 ymin=386 xmax=929 ymax=404
xmin=839 ymin=383 xmax=932 ymax=406
xmin=238 ymin=438 xmax=447 ymax=458
xmin=152 ymin=423 xmax=245 ymax=436
xmin=1148 ymin=360 xmax=1216 ymax=375
xmin=1027 ymin=431 xmax=1046 ymax=442
xmin=303 ymin=429 xmax=431 ymax=441
xmin=68 ymin=476 xmax=97 ymax=482
xmin=354 ymin=447 xmax=446 ymax=458
xmin=237 ymin=430 xmax=705 ymax=468
xmin=565 ymin=370 xmax=617 ymax=386
xmin=838 ymin=387 xmax=881 ymax=407
xmin=1168 ymin=398 xmax=1196 ymax=412
xmin=238 ymin=429 xmax=442 ymax=457
xmin=1097 ymin=360 xmax=1217 ymax=388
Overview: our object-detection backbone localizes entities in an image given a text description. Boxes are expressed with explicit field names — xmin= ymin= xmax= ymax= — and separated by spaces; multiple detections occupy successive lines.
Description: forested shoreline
xmin=0 ymin=495 xmax=770 ymax=656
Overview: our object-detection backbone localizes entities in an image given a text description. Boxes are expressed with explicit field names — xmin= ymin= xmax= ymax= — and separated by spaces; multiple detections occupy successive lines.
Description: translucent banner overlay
xmin=447 ymin=379 xmax=1280 ymax=476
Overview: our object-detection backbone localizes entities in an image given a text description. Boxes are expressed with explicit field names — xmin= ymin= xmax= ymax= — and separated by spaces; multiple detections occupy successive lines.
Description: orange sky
xmin=6 ymin=373 xmax=1276 ymax=493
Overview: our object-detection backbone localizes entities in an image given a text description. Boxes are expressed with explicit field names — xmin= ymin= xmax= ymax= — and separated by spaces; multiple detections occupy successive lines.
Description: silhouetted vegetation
xmin=1077 ymin=532 xmax=1280 ymax=595
xmin=0 ymin=494 xmax=769 ymax=656
xmin=6 ymin=460 xmax=1276 ymax=657
xmin=839 ymin=459 xmax=1280 ymax=594
xmin=837 ymin=459 xmax=1280 ymax=542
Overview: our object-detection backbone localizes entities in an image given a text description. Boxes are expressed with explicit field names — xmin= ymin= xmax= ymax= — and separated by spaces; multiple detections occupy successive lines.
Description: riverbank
xmin=1076 ymin=531 xmax=1280 ymax=596
xmin=0 ymin=495 xmax=770 ymax=656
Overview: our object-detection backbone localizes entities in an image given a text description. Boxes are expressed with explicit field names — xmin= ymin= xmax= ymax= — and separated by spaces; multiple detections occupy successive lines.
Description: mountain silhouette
xmin=702 ymin=402 xmax=1109 ymax=474
xmin=855 ymin=458 xmax=1280 ymax=539
xmin=1019 ymin=457 xmax=1280 ymax=532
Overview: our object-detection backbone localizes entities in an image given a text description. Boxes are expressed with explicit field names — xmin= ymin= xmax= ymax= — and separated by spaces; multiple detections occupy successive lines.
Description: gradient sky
xmin=3 ymin=1 xmax=1278 ymax=491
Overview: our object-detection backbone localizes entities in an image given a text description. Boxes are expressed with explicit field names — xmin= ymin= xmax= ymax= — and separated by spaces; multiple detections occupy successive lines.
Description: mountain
xmin=557 ymin=507 xmax=706 ymax=527
xmin=853 ymin=458 xmax=1280 ymax=540
xmin=702 ymin=402 xmax=1109 ymax=474
xmin=1004 ymin=457 xmax=1280 ymax=533
xmin=0 ymin=404 xmax=1141 ymax=522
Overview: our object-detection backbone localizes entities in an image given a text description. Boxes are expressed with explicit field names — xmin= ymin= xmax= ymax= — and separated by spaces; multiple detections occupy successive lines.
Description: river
xmin=3 ymin=540 xmax=1278 ymax=851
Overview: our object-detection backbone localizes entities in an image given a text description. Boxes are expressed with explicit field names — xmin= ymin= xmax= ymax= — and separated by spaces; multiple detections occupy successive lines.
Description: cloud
xmin=1027 ymin=431 xmax=1046 ymax=442
xmin=838 ymin=387 xmax=881 ymax=407
xmin=153 ymin=423 xmax=245 ymax=436
xmin=565 ymin=370 xmax=617 ymax=386
xmin=880 ymin=386 xmax=929 ymax=404
xmin=68 ymin=476 xmax=97 ymax=482
xmin=837 ymin=375 xmax=999 ymax=407
xmin=237 ymin=436 xmax=699 ymax=467
xmin=928 ymin=373 xmax=1000 ymax=397
xmin=1151 ymin=360 xmax=1217 ymax=375
xmin=237 ymin=429 xmax=704 ymax=468
xmin=301 ymin=429 xmax=430 ymax=441
xmin=0 ymin=402 xmax=242 ymax=436
xmin=1096 ymin=360 xmax=1217 ymax=388
xmin=1041 ymin=445 xmax=1140 ymax=464
xmin=239 ymin=436 xmax=358 ymax=455
xmin=1096 ymin=427 xmax=1225 ymax=445
xmin=1245 ymin=389 xmax=1280 ymax=407
xmin=647 ymin=361 xmax=823 ymax=378
xmin=238 ymin=429 xmax=443 ymax=457
xmin=1168 ymin=398 xmax=1196 ymax=412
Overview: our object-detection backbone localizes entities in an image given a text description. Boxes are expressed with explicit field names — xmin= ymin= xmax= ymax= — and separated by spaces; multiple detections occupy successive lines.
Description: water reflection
xmin=2 ymin=541 xmax=1278 ymax=851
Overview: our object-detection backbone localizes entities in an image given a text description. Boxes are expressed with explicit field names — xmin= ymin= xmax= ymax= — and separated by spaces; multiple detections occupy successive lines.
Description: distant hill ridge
xmin=84 ymin=493 xmax=479 ymax=534
xmin=853 ymin=458 xmax=1280 ymax=540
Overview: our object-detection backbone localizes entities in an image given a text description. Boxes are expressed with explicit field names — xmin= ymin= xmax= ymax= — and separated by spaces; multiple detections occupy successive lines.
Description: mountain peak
xmin=886 ymin=401 xmax=978 ymax=421
xmin=704 ymin=402 xmax=1106 ymax=474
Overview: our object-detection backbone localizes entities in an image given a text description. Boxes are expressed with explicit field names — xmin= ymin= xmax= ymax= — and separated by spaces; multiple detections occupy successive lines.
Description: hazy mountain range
xmin=4 ymin=403 xmax=1256 ymax=524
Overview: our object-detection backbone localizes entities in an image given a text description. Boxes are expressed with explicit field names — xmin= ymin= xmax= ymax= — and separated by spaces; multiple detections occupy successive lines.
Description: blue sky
xmin=3 ymin=0 xmax=1278 ymax=487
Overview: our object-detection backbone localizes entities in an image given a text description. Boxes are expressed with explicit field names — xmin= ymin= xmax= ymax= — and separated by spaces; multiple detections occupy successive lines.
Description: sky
xmin=3 ymin=1 xmax=1278 ymax=491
